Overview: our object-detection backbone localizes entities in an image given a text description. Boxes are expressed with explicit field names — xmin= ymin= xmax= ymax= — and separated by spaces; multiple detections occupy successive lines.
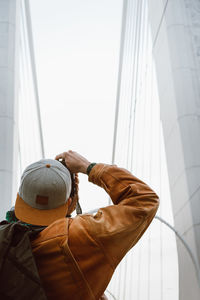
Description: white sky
xmin=29 ymin=0 xmax=123 ymax=211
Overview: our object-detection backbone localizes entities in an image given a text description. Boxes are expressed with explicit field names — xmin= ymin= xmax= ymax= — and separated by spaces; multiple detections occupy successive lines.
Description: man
xmin=14 ymin=150 xmax=159 ymax=300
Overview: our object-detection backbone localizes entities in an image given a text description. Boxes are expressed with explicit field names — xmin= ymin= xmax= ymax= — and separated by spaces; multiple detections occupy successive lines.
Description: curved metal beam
xmin=105 ymin=290 xmax=118 ymax=300
xmin=155 ymin=215 xmax=200 ymax=289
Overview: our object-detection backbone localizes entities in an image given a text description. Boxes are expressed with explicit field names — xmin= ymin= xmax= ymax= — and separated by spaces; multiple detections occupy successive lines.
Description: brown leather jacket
xmin=31 ymin=163 xmax=159 ymax=300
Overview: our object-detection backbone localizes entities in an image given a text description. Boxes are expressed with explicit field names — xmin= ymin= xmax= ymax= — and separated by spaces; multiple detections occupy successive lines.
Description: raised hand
xmin=55 ymin=150 xmax=91 ymax=174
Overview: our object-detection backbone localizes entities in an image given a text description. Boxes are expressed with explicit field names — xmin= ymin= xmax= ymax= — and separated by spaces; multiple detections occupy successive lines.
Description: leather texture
xmin=31 ymin=163 xmax=159 ymax=299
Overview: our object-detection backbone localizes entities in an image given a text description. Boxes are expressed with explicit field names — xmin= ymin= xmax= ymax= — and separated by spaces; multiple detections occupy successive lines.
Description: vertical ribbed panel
xmin=0 ymin=0 xmax=44 ymax=219
xmin=108 ymin=0 xmax=179 ymax=299
xmin=17 ymin=0 xmax=44 ymax=177
xmin=0 ymin=0 xmax=19 ymax=219
xmin=148 ymin=0 xmax=200 ymax=299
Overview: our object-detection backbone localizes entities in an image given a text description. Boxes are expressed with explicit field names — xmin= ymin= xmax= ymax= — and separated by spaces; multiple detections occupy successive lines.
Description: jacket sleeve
xmin=79 ymin=163 xmax=159 ymax=268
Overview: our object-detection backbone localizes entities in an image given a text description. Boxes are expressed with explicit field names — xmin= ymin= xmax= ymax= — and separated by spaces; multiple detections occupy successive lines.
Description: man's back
xmin=32 ymin=163 xmax=159 ymax=299
xmin=32 ymin=218 xmax=111 ymax=300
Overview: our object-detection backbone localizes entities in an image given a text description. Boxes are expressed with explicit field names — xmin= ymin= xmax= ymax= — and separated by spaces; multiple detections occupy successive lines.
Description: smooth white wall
xmin=148 ymin=0 xmax=200 ymax=299
xmin=0 ymin=0 xmax=19 ymax=220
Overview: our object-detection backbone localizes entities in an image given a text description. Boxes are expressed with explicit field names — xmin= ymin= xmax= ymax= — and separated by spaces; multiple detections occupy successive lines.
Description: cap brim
xmin=15 ymin=194 xmax=69 ymax=226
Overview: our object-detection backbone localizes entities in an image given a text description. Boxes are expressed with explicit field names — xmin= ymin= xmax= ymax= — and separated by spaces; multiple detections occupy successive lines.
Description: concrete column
xmin=0 ymin=0 xmax=19 ymax=220
xmin=148 ymin=0 xmax=200 ymax=299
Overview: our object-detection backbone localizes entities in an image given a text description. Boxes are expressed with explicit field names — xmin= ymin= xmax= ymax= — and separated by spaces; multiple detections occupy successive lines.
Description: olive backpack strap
xmin=0 ymin=221 xmax=47 ymax=300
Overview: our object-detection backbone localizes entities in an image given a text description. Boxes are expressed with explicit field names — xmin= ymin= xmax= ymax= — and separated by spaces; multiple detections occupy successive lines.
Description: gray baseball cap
xmin=15 ymin=159 xmax=72 ymax=226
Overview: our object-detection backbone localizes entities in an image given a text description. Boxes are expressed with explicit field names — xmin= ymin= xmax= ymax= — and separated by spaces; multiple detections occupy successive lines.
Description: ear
xmin=67 ymin=197 xmax=72 ymax=208
xmin=66 ymin=197 xmax=72 ymax=216
xmin=67 ymin=195 xmax=78 ymax=215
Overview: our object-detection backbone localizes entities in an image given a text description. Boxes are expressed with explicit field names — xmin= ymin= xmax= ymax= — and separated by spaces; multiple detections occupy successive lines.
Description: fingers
xmin=55 ymin=153 xmax=64 ymax=160
xmin=55 ymin=150 xmax=73 ymax=161
xmin=55 ymin=150 xmax=90 ymax=174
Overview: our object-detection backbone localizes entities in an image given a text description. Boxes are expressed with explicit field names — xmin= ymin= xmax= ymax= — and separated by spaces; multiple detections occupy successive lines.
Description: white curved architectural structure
xmin=108 ymin=1 xmax=179 ymax=299
xmin=0 ymin=0 xmax=19 ymax=219
xmin=1 ymin=1 xmax=200 ymax=299
xmin=109 ymin=0 xmax=200 ymax=299
xmin=148 ymin=0 xmax=200 ymax=299
xmin=0 ymin=0 xmax=44 ymax=220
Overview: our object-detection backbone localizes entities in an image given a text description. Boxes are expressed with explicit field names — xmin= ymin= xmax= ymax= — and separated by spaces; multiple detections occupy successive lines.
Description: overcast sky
xmin=29 ymin=0 xmax=123 ymax=211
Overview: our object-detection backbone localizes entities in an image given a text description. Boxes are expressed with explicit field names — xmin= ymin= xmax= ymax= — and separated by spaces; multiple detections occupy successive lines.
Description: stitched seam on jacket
xmin=99 ymin=168 xmax=158 ymax=206
xmin=79 ymin=216 xmax=115 ymax=271
xmin=88 ymin=168 xmax=130 ymax=268
xmin=61 ymin=241 xmax=96 ymax=300
xmin=83 ymin=167 xmax=153 ymax=269
xmin=99 ymin=168 xmax=134 ymax=188
xmin=83 ymin=213 xmax=147 ymax=268
xmin=32 ymin=233 xmax=67 ymax=245
xmin=90 ymin=164 xmax=108 ymax=182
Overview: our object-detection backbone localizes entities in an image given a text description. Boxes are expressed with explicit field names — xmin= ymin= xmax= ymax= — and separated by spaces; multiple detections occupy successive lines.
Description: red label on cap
xmin=36 ymin=195 xmax=49 ymax=205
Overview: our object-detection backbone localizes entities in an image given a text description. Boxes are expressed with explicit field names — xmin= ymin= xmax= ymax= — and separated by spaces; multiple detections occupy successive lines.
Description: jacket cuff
xmin=88 ymin=163 xmax=108 ymax=184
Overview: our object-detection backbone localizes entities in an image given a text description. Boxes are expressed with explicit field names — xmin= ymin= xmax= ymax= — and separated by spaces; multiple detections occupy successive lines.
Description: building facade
xmin=108 ymin=0 xmax=179 ymax=299
xmin=0 ymin=0 xmax=44 ymax=220
xmin=148 ymin=0 xmax=200 ymax=299
xmin=108 ymin=0 xmax=200 ymax=299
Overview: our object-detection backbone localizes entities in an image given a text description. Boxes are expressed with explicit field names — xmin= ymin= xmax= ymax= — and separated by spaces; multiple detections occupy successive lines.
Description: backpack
xmin=0 ymin=221 xmax=47 ymax=300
